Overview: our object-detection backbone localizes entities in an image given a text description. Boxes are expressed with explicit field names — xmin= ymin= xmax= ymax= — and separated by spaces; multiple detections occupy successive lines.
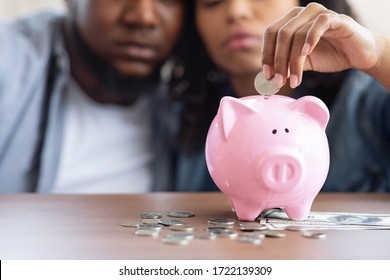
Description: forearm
xmin=364 ymin=35 xmax=390 ymax=92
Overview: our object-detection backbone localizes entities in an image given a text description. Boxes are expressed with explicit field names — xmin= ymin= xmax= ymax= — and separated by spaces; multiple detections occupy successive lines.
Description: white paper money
xmin=258 ymin=208 xmax=390 ymax=230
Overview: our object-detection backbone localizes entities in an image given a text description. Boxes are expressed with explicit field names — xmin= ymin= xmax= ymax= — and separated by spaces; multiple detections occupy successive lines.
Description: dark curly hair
xmin=170 ymin=0 xmax=356 ymax=153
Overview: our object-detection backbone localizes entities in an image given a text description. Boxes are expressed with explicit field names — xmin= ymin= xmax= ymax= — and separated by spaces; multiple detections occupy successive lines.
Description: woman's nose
xmin=226 ymin=0 xmax=252 ymax=23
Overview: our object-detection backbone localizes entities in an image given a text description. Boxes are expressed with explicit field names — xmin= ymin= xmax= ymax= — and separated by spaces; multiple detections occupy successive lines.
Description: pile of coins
xmin=254 ymin=70 xmax=280 ymax=97
xmin=120 ymin=211 xmax=326 ymax=246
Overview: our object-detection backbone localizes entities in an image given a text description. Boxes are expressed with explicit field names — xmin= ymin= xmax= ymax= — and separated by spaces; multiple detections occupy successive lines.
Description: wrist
xmin=363 ymin=35 xmax=390 ymax=91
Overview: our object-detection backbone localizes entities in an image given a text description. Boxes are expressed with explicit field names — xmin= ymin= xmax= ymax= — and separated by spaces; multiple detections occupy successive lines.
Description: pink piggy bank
xmin=205 ymin=95 xmax=330 ymax=221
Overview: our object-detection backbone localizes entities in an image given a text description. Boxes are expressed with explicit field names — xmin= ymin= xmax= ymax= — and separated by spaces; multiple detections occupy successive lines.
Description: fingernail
xmin=274 ymin=73 xmax=284 ymax=88
xmin=262 ymin=64 xmax=272 ymax=79
xmin=290 ymin=74 xmax=299 ymax=88
xmin=301 ymin=43 xmax=311 ymax=55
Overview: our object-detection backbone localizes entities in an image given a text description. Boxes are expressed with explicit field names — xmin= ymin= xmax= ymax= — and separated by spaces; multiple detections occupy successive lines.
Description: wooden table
xmin=0 ymin=192 xmax=389 ymax=259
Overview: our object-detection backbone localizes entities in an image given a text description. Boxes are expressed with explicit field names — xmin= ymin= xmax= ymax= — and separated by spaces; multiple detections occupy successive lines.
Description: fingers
xmin=301 ymin=11 xmax=339 ymax=56
xmin=261 ymin=6 xmax=303 ymax=80
xmin=261 ymin=3 xmax=332 ymax=88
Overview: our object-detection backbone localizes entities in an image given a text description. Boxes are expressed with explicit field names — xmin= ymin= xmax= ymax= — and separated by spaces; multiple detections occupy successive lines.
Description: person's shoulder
xmin=10 ymin=11 xmax=64 ymax=37
xmin=344 ymin=69 xmax=388 ymax=95
xmin=3 ymin=11 xmax=67 ymax=61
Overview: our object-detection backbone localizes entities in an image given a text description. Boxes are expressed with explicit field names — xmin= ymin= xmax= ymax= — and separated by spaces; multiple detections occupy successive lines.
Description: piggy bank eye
xmin=285 ymin=128 xmax=289 ymax=133
xmin=272 ymin=129 xmax=277 ymax=134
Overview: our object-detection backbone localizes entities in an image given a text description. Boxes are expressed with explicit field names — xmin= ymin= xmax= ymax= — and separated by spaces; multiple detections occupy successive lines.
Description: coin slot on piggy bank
xmin=205 ymin=95 xmax=330 ymax=221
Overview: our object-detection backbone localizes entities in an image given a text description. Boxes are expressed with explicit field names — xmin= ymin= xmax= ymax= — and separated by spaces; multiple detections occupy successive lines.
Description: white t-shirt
xmin=51 ymin=79 xmax=154 ymax=193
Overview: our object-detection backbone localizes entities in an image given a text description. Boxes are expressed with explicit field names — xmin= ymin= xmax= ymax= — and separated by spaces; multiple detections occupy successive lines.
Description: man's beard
xmin=70 ymin=21 xmax=161 ymax=99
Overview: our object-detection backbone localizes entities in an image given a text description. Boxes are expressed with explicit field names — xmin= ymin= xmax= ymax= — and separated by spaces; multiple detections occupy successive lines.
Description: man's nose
xmin=123 ymin=0 xmax=160 ymax=27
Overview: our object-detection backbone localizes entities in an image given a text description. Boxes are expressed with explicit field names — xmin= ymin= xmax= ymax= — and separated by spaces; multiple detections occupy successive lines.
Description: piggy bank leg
xmin=227 ymin=198 xmax=236 ymax=212
xmin=284 ymin=202 xmax=312 ymax=221
xmin=230 ymin=199 xmax=264 ymax=221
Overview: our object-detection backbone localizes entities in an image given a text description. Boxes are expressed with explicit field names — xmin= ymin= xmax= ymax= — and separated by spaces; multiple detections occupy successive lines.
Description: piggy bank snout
xmin=257 ymin=149 xmax=304 ymax=191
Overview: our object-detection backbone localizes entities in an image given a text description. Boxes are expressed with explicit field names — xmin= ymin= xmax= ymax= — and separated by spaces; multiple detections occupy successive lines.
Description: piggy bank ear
xmin=289 ymin=96 xmax=330 ymax=131
xmin=218 ymin=96 xmax=257 ymax=140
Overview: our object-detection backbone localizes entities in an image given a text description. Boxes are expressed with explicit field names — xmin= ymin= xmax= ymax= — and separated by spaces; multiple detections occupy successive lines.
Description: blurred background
xmin=0 ymin=0 xmax=389 ymax=36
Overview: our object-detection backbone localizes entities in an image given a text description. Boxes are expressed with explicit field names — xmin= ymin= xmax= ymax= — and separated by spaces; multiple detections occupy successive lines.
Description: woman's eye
xmin=201 ymin=0 xmax=224 ymax=8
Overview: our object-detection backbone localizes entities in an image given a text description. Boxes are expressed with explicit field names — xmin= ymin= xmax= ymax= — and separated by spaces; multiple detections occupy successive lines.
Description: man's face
xmin=68 ymin=0 xmax=184 ymax=77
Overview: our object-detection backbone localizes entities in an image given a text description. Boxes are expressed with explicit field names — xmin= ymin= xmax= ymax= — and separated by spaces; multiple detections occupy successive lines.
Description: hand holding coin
xmin=254 ymin=70 xmax=280 ymax=96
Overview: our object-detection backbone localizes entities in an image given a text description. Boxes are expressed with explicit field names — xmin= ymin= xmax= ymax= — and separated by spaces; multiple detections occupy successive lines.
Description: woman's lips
xmin=223 ymin=31 xmax=261 ymax=50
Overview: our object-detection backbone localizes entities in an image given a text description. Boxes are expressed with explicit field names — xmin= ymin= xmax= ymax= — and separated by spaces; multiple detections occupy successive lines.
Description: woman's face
xmin=196 ymin=0 xmax=298 ymax=76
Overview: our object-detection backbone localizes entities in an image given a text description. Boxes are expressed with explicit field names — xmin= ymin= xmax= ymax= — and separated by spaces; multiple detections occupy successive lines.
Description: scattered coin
xmin=239 ymin=223 xmax=268 ymax=231
xmin=139 ymin=213 xmax=162 ymax=219
xmin=137 ymin=224 xmax=164 ymax=231
xmin=238 ymin=236 xmax=263 ymax=245
xmin=169 ymin=225 xmax=195 ymax=232
xmin=135 ymin=229 xmax=160 ymax=237
xmin=159 ymin=218 xmax=186 ymax=226
xmin=215 ymin=230 xmax=239 ymax=239
xmin=207 ymin=227 xmax=233 ymax=234
xmin=142 ymin=219 xmax=161 ymax=224
xmin=196 ymin=232 xmax=217 ymax=240
xmin=207 ymin=225 xmax=234 ymax=231
xmin=254 ymin=70 xmax=280 ymax=96
xmin=258 ymin=208 xmax=284 ymax=218
xmin=120 ymin=221 xmax=141 ymax=227
xmin=302 ymin=232 xmax=327 ymax=239
xmin=242 ymin=232 xmax=265 ymax=239
xmin=264 ymin=230 xmax=286 ymax=238
xmin=165 ymin=233 xmax=195 ymax=240
xmin=167 ymin=211 xmax=195 ymax=218
xmin=285 ymin=226 xmax=308 ymax=232
xmin=208 ymin=218 xmax=236 ymax=226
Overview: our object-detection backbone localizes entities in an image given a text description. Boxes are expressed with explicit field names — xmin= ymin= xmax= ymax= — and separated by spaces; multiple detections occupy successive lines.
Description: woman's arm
xmin=261 ymin=2 xmax=390 ymax=92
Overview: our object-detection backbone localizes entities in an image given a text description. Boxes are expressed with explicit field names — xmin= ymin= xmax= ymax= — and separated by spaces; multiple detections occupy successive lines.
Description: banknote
xmin=258 ymin=208 xmax=390 ymax=230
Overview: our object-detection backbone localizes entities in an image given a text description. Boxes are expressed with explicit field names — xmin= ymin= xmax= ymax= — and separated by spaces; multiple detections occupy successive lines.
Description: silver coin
xmin=215 ymin=230 xmax=239 ymax=239
xmin=302 ymin=232 xmax=327 ymax=239
xmin=242 ymin=232 xmax=265 ymax=239
xmin=258 ymin=208 xmax=284 ymax=219
xmin=169 ymin=225 xmax=195 ymax=232
xmin=167 ymin=211 xmax=195 ymax=218
xmin=161 ymin=236 xmax=191 ymax=245
xmin=120 ymin=221 xmax=142 ymax=227
xmin=196 ymin=232 xmax=217 ymax=240
xmin=165 ymin=233 xmax=195 ymax=240
xmin=137 ymin=224 xmax=164 ymax=231
xmin=254 ymin=70 xmax=280 ymax=96
xmin=208 ymin=218 xmax=236 ymax=226
xmin=264 ymin=230 xmax=286 ymax=238
xmin=142 ymin=219 xmax=161 ymax=224
xmin=238 ymin=236 xmax=263 ymax=245
xmin=135 ymin=229 xmax=160 ymax=237
xmin=285 ymin=226 xmax=308 ymax=232
xmin=239 ymin=224 xmax=268 ymax=231
xmin=159 ymin=218 xmax=185 ymax=226
xmin=138 ymin=213 xmax=162 ymax=219
xmin=207 ymin=227 xmax=233 ymax=234
xmin=207 ymin=224 xmax=234 ymax=229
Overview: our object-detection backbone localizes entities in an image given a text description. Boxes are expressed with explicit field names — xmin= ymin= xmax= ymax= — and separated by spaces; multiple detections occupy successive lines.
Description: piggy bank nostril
xmin=270 ymin=163 xmax=294 ymax=183
xmin=285 ymin=128 xmax=289 ymax=133
xmin=258 ymin=153 xmax=304 ymax=191
xmin=272 ymin=129 xmax=277 ymax=134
